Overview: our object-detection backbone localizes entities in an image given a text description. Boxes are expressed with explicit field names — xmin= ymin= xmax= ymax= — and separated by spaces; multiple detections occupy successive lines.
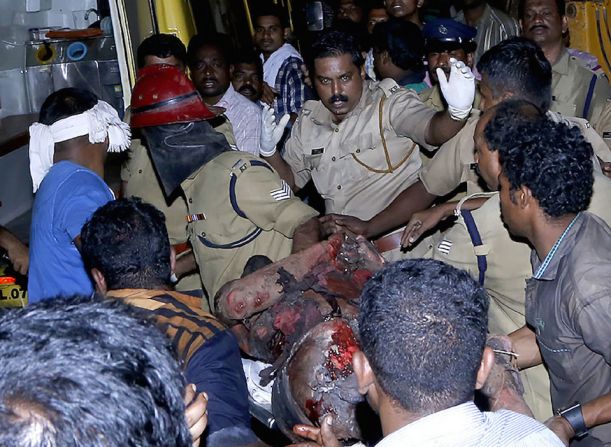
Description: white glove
xmin=260 ymin=104 xmax=290 ymax=157
xmin=437 ymin=57 xmax=475 ymax=121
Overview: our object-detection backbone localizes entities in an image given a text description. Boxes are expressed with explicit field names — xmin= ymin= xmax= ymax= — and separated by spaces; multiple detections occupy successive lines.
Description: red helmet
xmin=130 ymin=64 xmax=216 ymax=128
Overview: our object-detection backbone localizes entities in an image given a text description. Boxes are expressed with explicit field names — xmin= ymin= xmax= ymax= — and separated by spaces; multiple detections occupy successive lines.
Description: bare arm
xmin=546 ymin=393 xmax=611 ymax=446
xmin=0 ymin=227 xmax=28 ymax=275
xmin=292 ymin=217 xmax=321 ymax=253
xmin=320 ymin=180 xmax=437 ymax=239
xmin=508 ymin=325 xmax=543 ymax=370
xmin=263 ymin=152 xmax=299 ymax=192
xmin=175 ymin=250 xmax=197 ymax=279
xmin=401 ymin=196 xmax=489 ymax=247
xmin=425 ymin=111 xmax=468 ymax=146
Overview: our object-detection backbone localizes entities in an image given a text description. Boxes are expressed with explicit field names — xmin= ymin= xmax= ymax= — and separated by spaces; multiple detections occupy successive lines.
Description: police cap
xmin=422 ymin=18 xmax=477 ymax=53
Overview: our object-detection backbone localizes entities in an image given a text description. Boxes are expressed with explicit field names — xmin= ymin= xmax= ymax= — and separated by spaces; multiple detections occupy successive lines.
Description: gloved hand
xmin=437 ymin=57 xmax=475 ymax=121
xmin=260 ymin=104 xmax=290 ymax=157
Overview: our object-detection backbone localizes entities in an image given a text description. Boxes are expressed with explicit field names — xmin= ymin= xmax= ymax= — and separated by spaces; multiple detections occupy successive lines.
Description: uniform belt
xmin=372 ymin=229 xmax=403 ymax=254
xmin=172 ymin=242 xmax=191 ymax=256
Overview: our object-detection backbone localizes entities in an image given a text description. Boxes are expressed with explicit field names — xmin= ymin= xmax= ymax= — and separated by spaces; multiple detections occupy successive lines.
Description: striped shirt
xmin=108 ymin=289 xmax=225 ymax=367
xmin=274 ymin=56 xmax=310 ymax=117
xmin=216 ymin=84 xmax=262 ymax=156
xmin=376 ymin=402 xmax=564 ymax=447
xmin=455 ymin=4 xmax=520 ymax=63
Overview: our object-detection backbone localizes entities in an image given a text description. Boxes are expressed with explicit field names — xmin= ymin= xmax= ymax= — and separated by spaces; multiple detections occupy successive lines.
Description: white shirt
xmin=376 ymin=402 xmax=564 ymax=447
xmin=216 ymin=84 xmax=262 ymax=156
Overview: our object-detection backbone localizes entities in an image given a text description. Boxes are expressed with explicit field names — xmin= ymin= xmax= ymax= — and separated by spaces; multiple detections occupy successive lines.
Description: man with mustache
xmin=420 ymin=18 xmax=482 ymax=111
xmin=231 ymin=50 xmax=264 ymax=104
xmin=122 ymin=34 xmax=238 ymax=301
xmin=188 ymin=33 xmax=262 ymax=156
xmin=261 ymin=29 xmax=475 ymax=222
xmin=520 ymin=0 xmax=611 ymax=121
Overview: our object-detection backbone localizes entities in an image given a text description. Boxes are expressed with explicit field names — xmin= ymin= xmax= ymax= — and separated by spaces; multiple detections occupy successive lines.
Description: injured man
xmin=215 ymin=240 xmax=559 ymax=446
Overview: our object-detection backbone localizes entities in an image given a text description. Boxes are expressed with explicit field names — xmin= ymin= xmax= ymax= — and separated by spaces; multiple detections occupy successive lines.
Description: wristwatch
xmin=557 ymin=402 xmax=589 ymax=439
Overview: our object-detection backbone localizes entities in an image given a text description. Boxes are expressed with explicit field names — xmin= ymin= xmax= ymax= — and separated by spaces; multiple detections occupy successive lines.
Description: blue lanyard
xmin=534 ymin=213 xmax=581 ymax=279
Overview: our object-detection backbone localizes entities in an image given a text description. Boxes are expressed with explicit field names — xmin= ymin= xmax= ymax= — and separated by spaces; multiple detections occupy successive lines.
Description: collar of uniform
xmin=309 ymin=79 xmax=374 ymax=127
xmin=530 ymin=213 xmax=583 ymax=281
xmin=552 ymin=48 xmax=570 ymax=76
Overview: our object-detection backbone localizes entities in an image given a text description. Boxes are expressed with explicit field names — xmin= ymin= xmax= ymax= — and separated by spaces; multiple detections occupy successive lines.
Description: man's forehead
xmin=256 ymin=15 xmax=283 ymax=27
xmin=234 ymin=63 xmax=259 ymax=73
xmin=523 ymin=0 xmax=557 ymax=11
xmin=314 ymin=54 xmax=357 ymax=74
xmin=195 ymin=45 xmax=225 ymax=60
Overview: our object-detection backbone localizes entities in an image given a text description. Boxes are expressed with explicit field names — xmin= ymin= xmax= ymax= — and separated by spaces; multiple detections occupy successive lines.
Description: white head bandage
xmin=28 ymin=100 xmax=131 ymax=192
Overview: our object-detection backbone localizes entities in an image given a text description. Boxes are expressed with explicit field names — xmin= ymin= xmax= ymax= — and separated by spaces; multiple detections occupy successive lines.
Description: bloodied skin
xmin=214 ymin=233 xmax=384 ymax=441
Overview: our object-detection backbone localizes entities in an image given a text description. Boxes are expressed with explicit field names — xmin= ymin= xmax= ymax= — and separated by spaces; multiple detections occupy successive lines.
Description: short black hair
xmin=483 ymin=99 xmax=545 ymax=152
xmin=365 ymin=0 xmax=387 ymax=12
xmin=137 ymin=33 xmax=187 ymax=68
xmin=253 ymin=2 xmax=289 ymax=27
xmin=81 ymin=197 xmax=172 ymax=290
xmin=371 ymin=18 xmax=425 ymax=71
xmin=477 ymin=37 xmax=552 ymax=112
xmin=358 ymin=259 xmax=489 ymax=415
xmin=187 ymin=32 xmax=233 ymax=68
xmin=311 ymin=29 xmax=365 ymax=71
xmin=0 ymin=296 xmax=191 ymax=447
xmin=232 ymin=48 xmax=264 ymax=73
xmin=492 ymin=112 xmax=594 ymax=218
xmin=39 ymin=87 xmax=98 ymax=125
xmin=518 ymin=0 xmax=565 ymax=19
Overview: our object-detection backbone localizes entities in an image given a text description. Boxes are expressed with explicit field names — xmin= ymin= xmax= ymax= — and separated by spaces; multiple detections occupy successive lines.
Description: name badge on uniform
xmin=603 ymin=132 xmax=611 ymax=139
xmin=311 ymin=148 xmax=324 ymax=155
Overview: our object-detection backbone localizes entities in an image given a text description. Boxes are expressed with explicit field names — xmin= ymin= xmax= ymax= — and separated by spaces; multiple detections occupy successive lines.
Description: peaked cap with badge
xmin=422 ymin=18 xmax=477 ymax=54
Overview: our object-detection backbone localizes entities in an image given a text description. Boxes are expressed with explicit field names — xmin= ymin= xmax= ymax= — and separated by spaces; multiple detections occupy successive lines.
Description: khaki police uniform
xmin=181 ymin=151 xmax=318 ymax=311
xmin=418 ymin=168 xmax=611 ymax=421
xmin=419 ymin=111 xmax=611 ymax=200
xmin=121 ymin=120 xmax=237 ymax=296
xmin=419 ymin=83 xmax=482 ymax=112
xmin=400 ymin=113 xmax=611 ymax=420
xmin=283 ymin=79 xmax=436 ymax=221
xmin=551 ymin=49 xmax=611 ymax=122
xmin=419 ymin=113 xmax=485 ymax=197
xmin=591 ymin=99 xmax=611 ymax=150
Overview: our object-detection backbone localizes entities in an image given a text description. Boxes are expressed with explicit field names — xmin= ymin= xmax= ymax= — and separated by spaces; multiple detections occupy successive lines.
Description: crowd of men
xmin=0 ymin=0 xmax=609 ymax=446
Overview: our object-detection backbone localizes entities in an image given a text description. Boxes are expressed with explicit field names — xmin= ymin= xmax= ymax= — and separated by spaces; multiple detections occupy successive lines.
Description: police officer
xmin=129 ymin=64 xmax=320 ymax=312
xmin=261 ymin=29 xmax=475 ymax=222
xmin=520 ymin=0 xmax=611 ymax=121
xmin=413 ymin=100 xmax=611 ymax=421
xmin=121 ymin=34 xmax=238 ymax=299
xmin=322 ymin=38 xmax=611 ymax=244
xmin=420 ymin=18 xmax=482 ymax=111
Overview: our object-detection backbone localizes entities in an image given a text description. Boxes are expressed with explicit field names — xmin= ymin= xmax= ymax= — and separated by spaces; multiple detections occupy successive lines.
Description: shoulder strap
xmin=377 ymin=78 xmax=402 ymax=98
xmin=582 ymin=73 xmax=598 ymax=119
xmin=454 ymin=193 xmax=496 ymax=286
xmin=461 ymin=209 xmax=487 ymax=286
xmin=196 ymin=159 xmax=272 ymax=250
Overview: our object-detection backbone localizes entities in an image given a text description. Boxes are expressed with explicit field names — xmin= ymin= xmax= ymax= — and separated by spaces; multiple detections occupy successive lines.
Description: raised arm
xmin=425 ymin=58 xmax=476 ymax=146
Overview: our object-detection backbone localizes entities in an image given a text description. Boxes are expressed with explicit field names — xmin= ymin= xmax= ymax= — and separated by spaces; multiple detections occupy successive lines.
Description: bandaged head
xmin=29 ymin=89 xmax=130 ymax=192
